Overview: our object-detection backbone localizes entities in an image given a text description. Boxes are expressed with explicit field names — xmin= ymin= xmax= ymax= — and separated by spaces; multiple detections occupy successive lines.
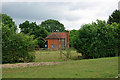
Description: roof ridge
xmin=45 ymin=32 xmax=66 ymax=39
xmin=53 ymin=32 xmax=59 ymax=38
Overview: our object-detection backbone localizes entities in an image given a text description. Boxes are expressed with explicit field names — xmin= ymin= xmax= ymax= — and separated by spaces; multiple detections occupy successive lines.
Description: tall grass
xmin=35 ymin=49 xmax=81 ymax=62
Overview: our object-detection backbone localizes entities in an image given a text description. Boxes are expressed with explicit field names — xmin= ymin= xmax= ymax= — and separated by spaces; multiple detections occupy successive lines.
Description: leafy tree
xmin=19 ymin=21 xmax=39 ymax=34
xmin=1 ymin=13 xmax=17 ymax=32
xmin=34 ymin=27 xmax=48 ymax=48
xmin=19 ymin=20 xmax=30 ymax=34
xmin=19 ymin=21 xmax=48 ymax=48
xmin=73 ymin=20 xmax=119 ymax=58
xmin=69 ymin=29 xmax=78 ymax=47
xmin=40 ymin=19 xmax=65 ymax=32
xmin=2 ymin=14 xmax=37 ymax=63
xmin=107 ymin=10 xmax=120 ymax=24
xmin=107 ymin=9 xmax=120 ymax=56
xmin=2 ymin=23 xmax=37 ymax=63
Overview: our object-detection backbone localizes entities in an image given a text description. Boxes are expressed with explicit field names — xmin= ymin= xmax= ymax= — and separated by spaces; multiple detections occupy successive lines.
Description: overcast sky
xmin=2 ymin=0 xmax=120 ymax=31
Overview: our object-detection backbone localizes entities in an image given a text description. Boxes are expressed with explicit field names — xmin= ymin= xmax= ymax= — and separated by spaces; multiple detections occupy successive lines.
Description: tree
xmin=1 ymin=13 xmax=17 ymax=32
xmin=2 ymin=23 xmax=37 ymax=63
xmin=72 ymin=20 xmax=119 ymax=58
xmin=19 ymin=20 xmax=31 ymax=34
xmin=19 ymin=21 xmax=48 ymax=48
xmin=40 ymin=19 xmax=65 ymax=32
xmin=69 ymin=29 xmax=78 ymax=47
xmin=107 ymin=10 xmax=120 ymax=24
xmin=2 ymin=14 xmax=37 ymax=63
xmin=107 ymin=9 xmax=120 ymax=56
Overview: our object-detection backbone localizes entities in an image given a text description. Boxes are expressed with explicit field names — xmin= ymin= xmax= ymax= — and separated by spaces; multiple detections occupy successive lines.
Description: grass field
xmin=2 ymin=56 xmax=118 ymax=78
xmin=35 ymin=49 xmax=81 ymax=62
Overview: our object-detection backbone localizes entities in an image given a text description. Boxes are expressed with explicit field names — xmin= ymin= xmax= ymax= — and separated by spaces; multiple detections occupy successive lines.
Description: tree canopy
xmin=40 ymin=19 xmax=65 ymax=32
xmin=107 ymin=9 xmax=120 ymax=55
xmin=19 ymin=20 xmax=48 ymax=48
xmin=72 ymin=20 xmax=119 ymax=58
xmin=2 ymin=14 xmax=37 ymax=63
xmin=69 ymin=29 xmax=78 ymax=47
xmin=1 ymin=13 xmax=17 ymax=32
xmin=107 ymin=10 xmax=120 ymax=24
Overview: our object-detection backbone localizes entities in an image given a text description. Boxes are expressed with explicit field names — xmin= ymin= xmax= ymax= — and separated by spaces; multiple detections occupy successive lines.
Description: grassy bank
xmin=2 ymin=57 xmax=118 ymax=78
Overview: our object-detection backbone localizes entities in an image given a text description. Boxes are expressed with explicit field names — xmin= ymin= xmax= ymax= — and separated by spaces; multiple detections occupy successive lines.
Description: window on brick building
xmin=51 ymin=44 xmax=55 ymax=48
xmin=45 ymin=44 xmax=47 ymax=48
xmin=59 ymin=45 xmax=61 ymax=48
xmin=59 ymin=39 xmax=61 ymax=42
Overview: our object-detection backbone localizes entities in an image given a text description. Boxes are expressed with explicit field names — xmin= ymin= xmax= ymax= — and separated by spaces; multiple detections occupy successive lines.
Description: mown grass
xmin=2 ymin=57 xmax=118 ymax=78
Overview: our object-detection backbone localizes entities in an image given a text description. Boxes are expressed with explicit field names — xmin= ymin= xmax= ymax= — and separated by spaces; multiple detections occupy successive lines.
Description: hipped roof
xmin=45 ymin=32 xmax=66 ymax=39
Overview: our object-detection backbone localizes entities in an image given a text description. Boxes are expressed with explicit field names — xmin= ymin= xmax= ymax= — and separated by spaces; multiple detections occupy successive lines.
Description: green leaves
xmin=72 ymin=20 xmax=119 ymax=59
xmin=2 ymin=14 xmax=37 ymax=63
xmin=19 ymin=21 xmax=48 ymax=48
xmin=40 ymin=19 xmax=65 ymax=32
xmin=107 ymin=10 xmax=120 ymax=24
xmin=69 ymin=29 xmax=78 ymax=47
xmin=1 ymin=13 xmax=17 ymax=32
xmin=2 ymin=27 xmax=37 ymax=63
xmin=19 ymin=19 xmax=65 ymax=48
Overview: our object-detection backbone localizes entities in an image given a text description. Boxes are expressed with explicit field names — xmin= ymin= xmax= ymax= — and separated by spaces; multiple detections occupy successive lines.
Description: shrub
xmin=2 ymin=24 xmax=37 ymax=63
xmin=72 ymin=20 xmax=119 ymax=58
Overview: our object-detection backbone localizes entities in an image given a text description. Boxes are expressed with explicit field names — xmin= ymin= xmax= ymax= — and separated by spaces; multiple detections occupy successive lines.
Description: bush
xmin=72 ymin=20 xmax=119 ymax=58
xmin=2 ymin=24 xmax=37 ymax=63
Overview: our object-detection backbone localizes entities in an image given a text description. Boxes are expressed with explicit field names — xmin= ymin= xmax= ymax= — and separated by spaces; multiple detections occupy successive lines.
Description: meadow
xmin=2 ymin=50 xmax=118 ymax=78
xmin=34 ymin=49 xmax=81 ymax=62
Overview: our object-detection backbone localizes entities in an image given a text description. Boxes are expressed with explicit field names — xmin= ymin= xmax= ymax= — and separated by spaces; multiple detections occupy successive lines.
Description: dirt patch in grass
xmin=2 ymin=62 xmax=62 ymax=68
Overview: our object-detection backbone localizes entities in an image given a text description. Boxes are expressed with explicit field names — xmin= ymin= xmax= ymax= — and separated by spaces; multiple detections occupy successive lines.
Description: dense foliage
xmin=2 ymin=14 xmax=37 ymax=63
xmin=107 ymin=10 xmax=120 ymax=24
xmin=19 ymin=21 xmax=48 ymax=48
xmin=1 ymin=14 xmax=17 ymax=32
xmin=69 ymin=30 xmax=78 ymax=47
xmin=107 ymin=9 xmax=120 ymax=56
xmin=72 ymin=20 xmax=119 ymax=58
xmin=40 ymin=19 xmax=65 ymax=32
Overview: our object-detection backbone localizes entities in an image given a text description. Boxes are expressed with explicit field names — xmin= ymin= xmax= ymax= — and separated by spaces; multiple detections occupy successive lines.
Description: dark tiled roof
xmin=45 ymin=32 xmax=66 ymax=39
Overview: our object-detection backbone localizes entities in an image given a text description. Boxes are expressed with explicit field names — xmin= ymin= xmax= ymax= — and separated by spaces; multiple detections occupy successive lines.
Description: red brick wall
xmin=47 ymin=39 xmax=61 ymax=50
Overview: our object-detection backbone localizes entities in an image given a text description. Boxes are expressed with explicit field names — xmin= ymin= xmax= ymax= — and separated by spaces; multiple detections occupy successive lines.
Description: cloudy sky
xmin=2 ymin=0 xmax=120 ymax=31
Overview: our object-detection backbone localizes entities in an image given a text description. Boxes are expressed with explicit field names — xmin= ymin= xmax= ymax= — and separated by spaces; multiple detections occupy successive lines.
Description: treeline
xmin=1 ymin=14 xmax=65 ymax=63
xmin=69 ymin=10 xmax=120 ymax=58
xmin=1 ymin=9 xmax=120 ymax=63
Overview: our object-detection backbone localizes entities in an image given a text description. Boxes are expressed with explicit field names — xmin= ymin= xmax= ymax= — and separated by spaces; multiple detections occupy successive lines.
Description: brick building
xmin=44 ymin=31 xmax=69 ymax=50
